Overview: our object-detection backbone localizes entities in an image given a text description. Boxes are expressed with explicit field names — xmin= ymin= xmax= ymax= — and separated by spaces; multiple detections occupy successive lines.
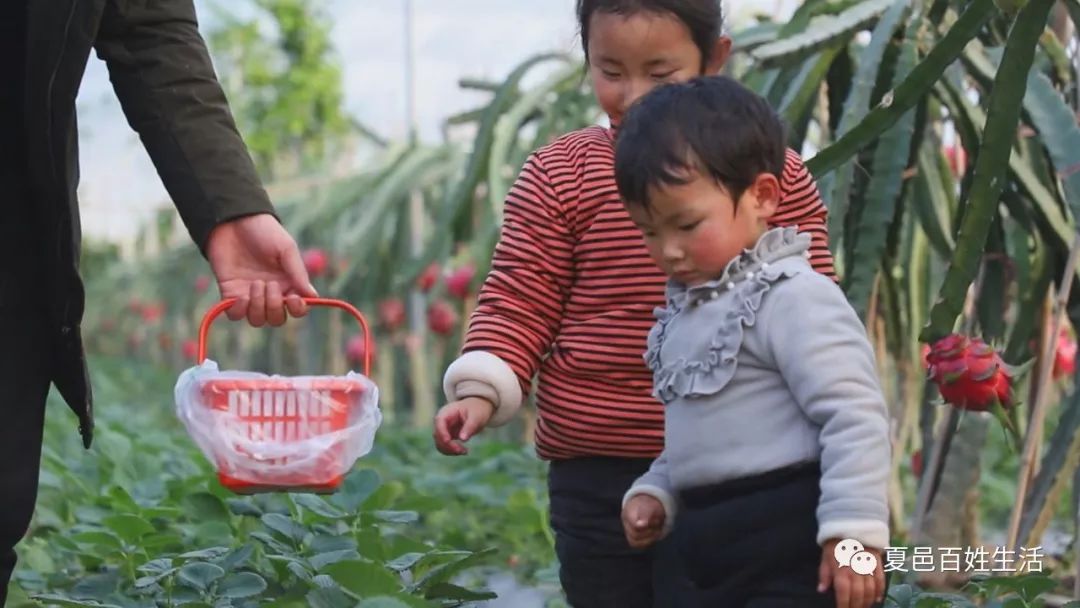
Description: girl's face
xmin=626 ymin=172 xmax=780 ymax=287
xmin=586 ymin=10 xmax=730 ymax=127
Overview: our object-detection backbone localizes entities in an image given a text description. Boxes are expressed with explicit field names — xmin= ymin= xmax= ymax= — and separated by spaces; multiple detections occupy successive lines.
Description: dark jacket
xmin=24 ymin=0 xmax=276 ymax=448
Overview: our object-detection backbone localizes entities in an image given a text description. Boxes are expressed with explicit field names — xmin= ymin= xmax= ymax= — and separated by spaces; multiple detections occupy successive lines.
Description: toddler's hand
xmin=432 ymin=397 xmax=495 ymax=455
xmin=621 ymin=494 xmax=666 ymax=549
xmin=817 ymin=538 xmax=885 ymax=608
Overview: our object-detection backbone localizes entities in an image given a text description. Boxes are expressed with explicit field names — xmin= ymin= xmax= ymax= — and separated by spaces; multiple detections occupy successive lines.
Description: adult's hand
xmin=206 ymin=213 xmax=318 ymax=327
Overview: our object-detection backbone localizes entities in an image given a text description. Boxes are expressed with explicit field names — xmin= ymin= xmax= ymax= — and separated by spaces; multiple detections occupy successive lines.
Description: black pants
xmin=547 ymin=456 xmax=697 ymax=608
xmin=0 ymin=308 xmax=52 ymax=606
xmin=671 ymin=461 xmax=834 ymax=607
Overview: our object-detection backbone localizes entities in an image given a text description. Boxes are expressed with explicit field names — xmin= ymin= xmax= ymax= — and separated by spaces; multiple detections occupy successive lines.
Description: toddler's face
xmin=627 ymin=172 xmax=774 ymax=287
xmin=586 ymin=11 xmax=724 ymax=126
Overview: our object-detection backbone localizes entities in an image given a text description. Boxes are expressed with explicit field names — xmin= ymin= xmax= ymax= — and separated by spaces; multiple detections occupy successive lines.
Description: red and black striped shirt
xmin=463 ymin=126 xmax=836 ymax=460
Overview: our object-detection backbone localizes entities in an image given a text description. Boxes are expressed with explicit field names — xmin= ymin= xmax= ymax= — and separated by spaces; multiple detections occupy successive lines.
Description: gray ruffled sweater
xmin=624 ymin=227 xmax=891 ymax=549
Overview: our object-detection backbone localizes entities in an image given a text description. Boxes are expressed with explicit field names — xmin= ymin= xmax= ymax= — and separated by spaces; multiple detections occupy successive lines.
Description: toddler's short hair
xmin=614 ymin=75 xmax=787 ymax=210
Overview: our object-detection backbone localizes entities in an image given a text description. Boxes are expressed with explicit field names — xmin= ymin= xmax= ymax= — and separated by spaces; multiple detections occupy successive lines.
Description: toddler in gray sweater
xmin=613 ymin=76 xmax=891 ymax=608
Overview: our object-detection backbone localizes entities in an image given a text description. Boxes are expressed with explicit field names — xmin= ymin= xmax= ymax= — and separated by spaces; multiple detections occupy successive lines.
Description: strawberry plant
xmin=9 ymin=356 xmax=558 ymax=607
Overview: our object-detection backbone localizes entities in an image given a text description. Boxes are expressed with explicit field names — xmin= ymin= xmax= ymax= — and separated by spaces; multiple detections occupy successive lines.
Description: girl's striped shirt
xmin=462 ymin=126 xmax=836 ymax=460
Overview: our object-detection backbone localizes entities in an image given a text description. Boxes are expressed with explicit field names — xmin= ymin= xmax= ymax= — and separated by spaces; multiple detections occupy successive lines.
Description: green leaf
xmin=250 ymin=531 xmax=293 ymax=555
xmin=1014 ymin=574 xmax=1058 ymax=600
xmin=394 ymin=53 xmax=569 ymax=290
xmin=140 ymin=532 xmax=183 ymax=553
xmin=912 ymin=148 xmax=956 ymax=257
xmin=70 ymin=571 xmax=120 ymax=601
xmin=30 ymin=595 xmax=121 ymax=608
xmin=261 ymin=513 xmax=308 ymax=543
xmin=423 ymin=582 xmax=498 ymax=602
xmin=1024 ymin=70 xmax=1080 ymax=218
xmin=218 ymin=572 xmax=268 ymax=598
xmin=844 ymin=14 xmax=919 ymax=318
xmin=323 ymin=560 xmax=402 ymax=596
xmin=308 ymin=534 xmax=358 ymax=555
xmin=70 ymin=531 xmax=122 ymax=551
xmin=310 ymin=549 xmax=361 ymax=570
xmin=886 ymin=583 xmax=914 ymax=607
xmin=184 ymin=492 xmax=231 ymax=522
xmin=137 ymin=557 xmax=175 ymax=575
xmin=226 ymin=499 xmax=263 ymax=517
xmin=305 ymin=588 xmax=355 ymax=608
xmin=286 ymin=560 xmax=314 ymax=582
xmin=104 ymin=486 xmax=139 ymax=513
xmin=330 ymin=145 xmax=453 ymax=292
xmin=921 ymin=0 xmax=1057 ymax=342
xmin=412 ymin=548 xmax=496 ymax=592
xmin=333 ymin=469 xmax=380 ymax=513
xmin=371 ymin=510 xmax=419 ymax=524
xmin=179 ymin=547 xmax=231 ymax=561
xmin=913 ymin=598 xmax=964 ymax=608
xmin=177 ymin=562 xmax=226 ymax=592
xmin=354 ymin=529 xmax=388 ymax=562
xmin=133 ymin=567 xmax=178 ymax=590
xmin=731 ymin=22 xmax=780 ymax=52
xmin=167 ymin=587 xmax=203 ymax=604
xmin=385 ymin=552 xmax=426 ymax=572
xmin=823 ymin=0 xmax=911 ymax=239
xmin=357 ymin=597 xmax=414 ymax=608
xmin=488 ymin=62 xmax=583 ymax=216
xmin=779 ymin=45 xmax=847 ymax=126
xmin=215 ymin=544 xmax=255 ymax=572
xmin=960 ymin=47 xmax=1075 ymax=250
xmin=20 ymin=544 xmax=55 ymax=575
xmin=752 ymin=0 xmax=897 ymax=67
xmin=194 ymin=521 xmax=234 ymax=546
xmin=808 ymin=0 xmax=996 ymax=177
xmin=291 ymin=494 xmax=347 ymax=520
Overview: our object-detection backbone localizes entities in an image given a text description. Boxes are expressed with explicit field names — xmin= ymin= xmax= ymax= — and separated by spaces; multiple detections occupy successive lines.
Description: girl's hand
xmin=432 ymin=397 xmax=495 ymax=455
xmin=817 ymin=538 xmax=885 ymax=608
xmin=621 ymin=494 xmax=666 ymax=549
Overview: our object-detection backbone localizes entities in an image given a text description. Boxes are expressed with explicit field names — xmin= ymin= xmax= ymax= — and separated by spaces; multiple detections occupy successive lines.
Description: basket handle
xmin=197 ymin=297 xmax=372 ymax=376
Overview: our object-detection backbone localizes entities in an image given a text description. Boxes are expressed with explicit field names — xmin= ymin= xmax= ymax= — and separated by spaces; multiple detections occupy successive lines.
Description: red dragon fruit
xmin=1054 ymin=327 xmax=1077 ymax=381
xmin=302 ymin=248 xmax=329 ymax=278
xmin=346 ymin=333 xmax=375 ymax=368
xmin=926 ymin=334 xmax=1013 ymax=411
xmin=427 ymin=301 xmax=458 ymax=336
xmin=416 ymin=263 xmax=441 ymax=292
xmin=445 ymin=264 xmax=476 ymax=299
xmin=378 ymin=298 xmax=406 ymax=331
xmin=182 ymin=339 xmax=198 ymax=361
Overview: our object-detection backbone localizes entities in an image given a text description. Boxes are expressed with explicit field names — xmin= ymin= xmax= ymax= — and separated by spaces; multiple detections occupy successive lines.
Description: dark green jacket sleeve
xmin=93 ymin=0 xmax=275 ymax=253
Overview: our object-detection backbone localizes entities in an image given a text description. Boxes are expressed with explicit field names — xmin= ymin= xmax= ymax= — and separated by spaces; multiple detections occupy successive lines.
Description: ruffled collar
xmin=666 ymin=226 xmax=811 ymax=308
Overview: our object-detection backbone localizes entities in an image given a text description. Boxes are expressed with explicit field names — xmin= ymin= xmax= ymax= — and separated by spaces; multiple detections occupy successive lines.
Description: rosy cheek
xmin=687 ymin=232 xmax=726 ymax=265
xmin=590 ymin=78 xmax=622 ymax=118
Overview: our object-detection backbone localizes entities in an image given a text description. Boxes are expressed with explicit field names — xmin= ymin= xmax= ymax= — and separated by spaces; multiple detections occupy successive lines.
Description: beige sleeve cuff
xmin=443 ymin=351 xmax=523 ymax=427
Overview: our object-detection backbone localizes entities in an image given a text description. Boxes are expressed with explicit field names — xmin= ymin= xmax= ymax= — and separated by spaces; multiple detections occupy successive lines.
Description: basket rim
xmin=199 ymin=378 xmax=369 ymax=392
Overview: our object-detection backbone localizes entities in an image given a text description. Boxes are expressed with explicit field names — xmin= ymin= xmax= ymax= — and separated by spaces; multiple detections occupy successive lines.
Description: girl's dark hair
xmin=577 ymin=0 xmax=724 ymax=66
xmin=614 ymin=76 xmax=787 ymax=211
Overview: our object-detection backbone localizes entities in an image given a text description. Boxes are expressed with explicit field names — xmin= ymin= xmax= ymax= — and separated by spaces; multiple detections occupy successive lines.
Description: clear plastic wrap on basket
xmin=175 ymin=298 xmax=382 ymax=494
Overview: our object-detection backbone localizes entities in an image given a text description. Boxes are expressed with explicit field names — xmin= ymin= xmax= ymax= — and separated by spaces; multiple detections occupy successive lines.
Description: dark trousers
xmin=0 ymin=308 xmax=52 ymax=606
xmin=547 ymin=456 xmax=696 ymax=608
xmin=672 ymin=461 xmax=834 ymax=607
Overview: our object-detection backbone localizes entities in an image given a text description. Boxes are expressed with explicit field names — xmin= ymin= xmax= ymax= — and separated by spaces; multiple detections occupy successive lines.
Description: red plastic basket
xmin=195 ymin=297 xmax=373 ymax=494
